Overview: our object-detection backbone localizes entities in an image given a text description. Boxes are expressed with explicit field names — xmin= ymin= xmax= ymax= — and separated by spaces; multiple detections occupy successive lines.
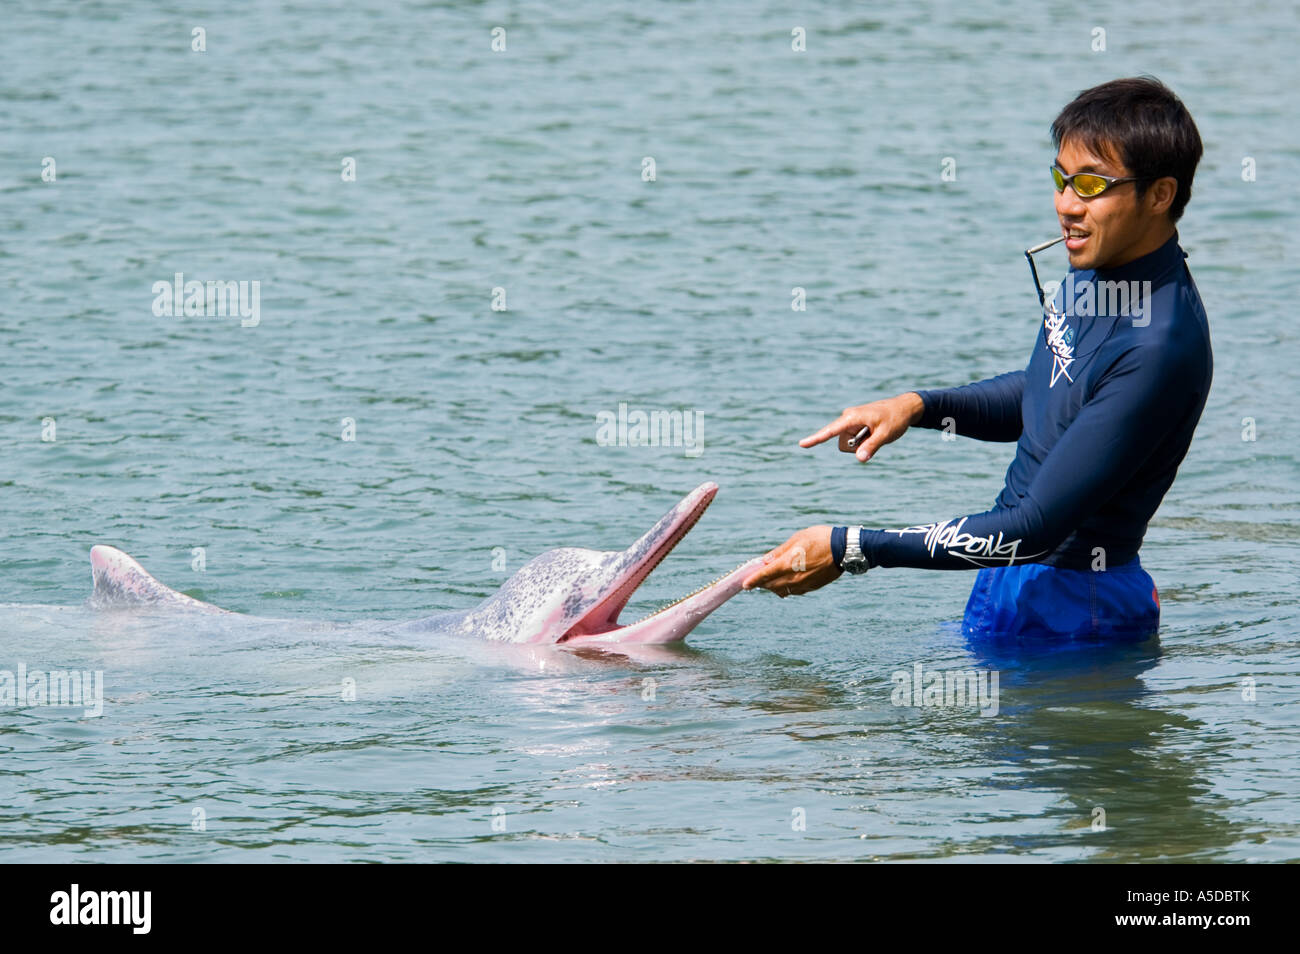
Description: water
xmin=2 ymin=0 xmax=1297 ymax=861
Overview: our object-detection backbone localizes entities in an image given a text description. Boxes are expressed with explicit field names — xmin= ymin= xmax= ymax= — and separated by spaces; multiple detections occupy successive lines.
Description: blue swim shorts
xmin=962 ymin=555 xmax=1160 ymax=641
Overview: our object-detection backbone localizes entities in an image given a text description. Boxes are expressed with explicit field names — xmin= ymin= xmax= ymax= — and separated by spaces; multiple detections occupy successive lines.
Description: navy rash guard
xmin=840 ymin=231 xmax=1212 ymax=571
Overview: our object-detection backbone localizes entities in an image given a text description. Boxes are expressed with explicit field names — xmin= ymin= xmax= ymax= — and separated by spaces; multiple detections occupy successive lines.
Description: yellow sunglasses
xmin=1051 ymin=163 xmax=1147 ymax=198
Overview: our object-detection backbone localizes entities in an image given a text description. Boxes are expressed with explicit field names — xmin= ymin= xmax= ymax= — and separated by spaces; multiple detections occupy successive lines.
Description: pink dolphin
xmin=88 ymin=482 xmax=760 ymax=646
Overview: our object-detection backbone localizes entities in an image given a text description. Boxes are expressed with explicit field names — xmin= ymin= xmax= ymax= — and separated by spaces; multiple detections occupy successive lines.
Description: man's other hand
xmin=741 ymin=525 xmax=844 ymax=597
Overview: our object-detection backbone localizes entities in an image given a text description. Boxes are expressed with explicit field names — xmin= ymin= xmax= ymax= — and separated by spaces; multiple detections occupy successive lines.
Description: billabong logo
xmin=49 ymin=884 xmax=151 ymax=934
xmin=881 ymin=517 xmax=1047 ymax=567
xmin=1042 ymin=307 xmax=1075 ymax=387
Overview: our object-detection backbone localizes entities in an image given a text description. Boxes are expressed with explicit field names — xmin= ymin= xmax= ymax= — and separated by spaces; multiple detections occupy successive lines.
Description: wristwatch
xmin=841 ymin=526 xmax=869 ymax=574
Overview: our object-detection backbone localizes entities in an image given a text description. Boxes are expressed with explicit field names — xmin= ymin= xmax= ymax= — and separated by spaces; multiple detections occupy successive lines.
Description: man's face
xmin=1055 ymin=137 xmax=1150 ymax=271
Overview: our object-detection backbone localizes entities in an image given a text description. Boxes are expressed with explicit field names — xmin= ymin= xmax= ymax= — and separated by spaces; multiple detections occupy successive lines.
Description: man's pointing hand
xmin=799 ymin=391 xmax=926 ymax=462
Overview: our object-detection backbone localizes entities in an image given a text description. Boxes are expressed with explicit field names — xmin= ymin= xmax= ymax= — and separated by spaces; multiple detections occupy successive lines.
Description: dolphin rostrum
xmin=88 ymin=482 xmax=761 ymax=646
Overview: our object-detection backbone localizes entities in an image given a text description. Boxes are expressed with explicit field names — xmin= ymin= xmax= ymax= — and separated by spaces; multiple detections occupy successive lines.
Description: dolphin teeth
xmin=627 ymin=560 xmax=749 ymax=625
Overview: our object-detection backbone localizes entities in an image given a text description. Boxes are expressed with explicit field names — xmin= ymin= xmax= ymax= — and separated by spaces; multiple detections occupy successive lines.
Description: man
xmin=743 ymin=76 xmax=1211 ymax=640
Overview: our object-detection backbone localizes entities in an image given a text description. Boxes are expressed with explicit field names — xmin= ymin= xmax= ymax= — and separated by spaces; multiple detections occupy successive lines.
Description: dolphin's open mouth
xmin=559 ymin=482 xmax=760 ymax=645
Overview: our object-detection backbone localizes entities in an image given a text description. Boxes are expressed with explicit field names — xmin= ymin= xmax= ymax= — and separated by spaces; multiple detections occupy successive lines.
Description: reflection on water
xmin=966 ymin=637 xmax=1238 ymax=861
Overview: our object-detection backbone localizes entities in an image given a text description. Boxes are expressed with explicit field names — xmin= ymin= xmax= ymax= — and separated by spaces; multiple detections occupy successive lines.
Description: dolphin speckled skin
xmin=88 ymin=483 xmax=760 ymax=645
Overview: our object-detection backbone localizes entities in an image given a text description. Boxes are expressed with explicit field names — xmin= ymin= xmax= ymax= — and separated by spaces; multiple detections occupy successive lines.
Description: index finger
xmin=799 ymin=415 xmax=849 ymax=448
xmin=742 ymin=560 xmax=783 ymax=590
xmin=741 ymin=547 xmax=785 ymax=589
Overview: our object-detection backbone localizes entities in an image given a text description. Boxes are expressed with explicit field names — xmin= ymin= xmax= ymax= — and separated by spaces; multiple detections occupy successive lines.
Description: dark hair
xmin=1051 ymin=76 xmax=1203 ymax=223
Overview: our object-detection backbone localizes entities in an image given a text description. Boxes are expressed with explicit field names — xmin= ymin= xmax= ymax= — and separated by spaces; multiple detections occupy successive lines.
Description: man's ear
xmin=1144 ymin=175 xmax=1178 ymax=218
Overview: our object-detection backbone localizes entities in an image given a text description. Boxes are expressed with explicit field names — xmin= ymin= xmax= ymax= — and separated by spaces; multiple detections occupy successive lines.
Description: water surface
xmin=1 ymin=0 xmax=1297 ymax=861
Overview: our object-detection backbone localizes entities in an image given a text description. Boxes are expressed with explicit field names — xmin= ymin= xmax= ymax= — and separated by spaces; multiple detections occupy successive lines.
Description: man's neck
xmin=1102 ymin=221 xmax=1176 ymax=270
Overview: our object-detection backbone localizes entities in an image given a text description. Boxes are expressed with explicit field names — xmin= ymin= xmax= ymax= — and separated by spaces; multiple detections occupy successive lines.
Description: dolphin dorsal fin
xmin=89 ymin=545 xmax=229 ymax=613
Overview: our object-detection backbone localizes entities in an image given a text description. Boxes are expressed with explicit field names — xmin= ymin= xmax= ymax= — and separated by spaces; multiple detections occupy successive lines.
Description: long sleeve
xmin=860 ymin=344 xmax=1187 ymax=569
xmin=914 ymin=370 xmax=1025 ymax=442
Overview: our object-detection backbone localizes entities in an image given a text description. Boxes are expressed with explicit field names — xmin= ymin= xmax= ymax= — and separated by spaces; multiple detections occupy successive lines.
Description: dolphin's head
xmin=459 ymin=482 xmax=760 ymax=645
